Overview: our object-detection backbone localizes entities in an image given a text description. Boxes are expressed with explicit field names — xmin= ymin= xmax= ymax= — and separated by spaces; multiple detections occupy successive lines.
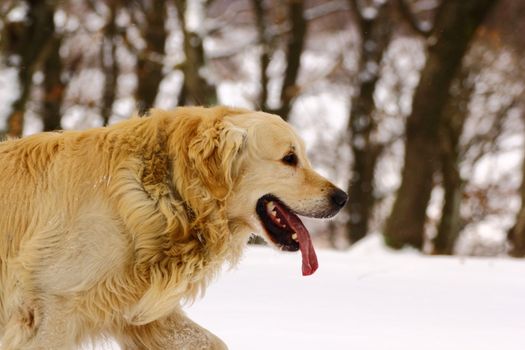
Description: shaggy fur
xmin=0 ymin=106 xmax=344 ymax=349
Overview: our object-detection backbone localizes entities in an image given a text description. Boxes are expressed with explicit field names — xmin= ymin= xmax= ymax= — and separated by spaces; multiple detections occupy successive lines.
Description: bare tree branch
xmin=396 ymin=0 xmax=433 ymax=37
xmin=251 ymin=0 xmax=270 ymax=110
xmin=347 ymin=0 xmax=365 ymax=36
xmin=304 ymin=0 xmax=350 ymax=21
xmin=269 ymin=0 xmax=308 ymax=120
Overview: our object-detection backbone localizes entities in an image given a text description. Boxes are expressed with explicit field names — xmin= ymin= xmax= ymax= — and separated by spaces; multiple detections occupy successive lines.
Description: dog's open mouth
xmin=256 ymin=194 xmax=318 ymax=276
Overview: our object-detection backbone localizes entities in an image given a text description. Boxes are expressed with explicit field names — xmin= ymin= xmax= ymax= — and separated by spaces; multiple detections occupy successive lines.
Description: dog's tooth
xmin=291 ymin=233 xmax=298 ymax=241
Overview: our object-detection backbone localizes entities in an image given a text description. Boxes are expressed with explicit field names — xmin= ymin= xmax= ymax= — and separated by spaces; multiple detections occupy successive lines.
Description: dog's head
xmin=212 ymin=111 xmax=348 ymax=276
xmin=179 ymin=107 xmax=346 ymax=275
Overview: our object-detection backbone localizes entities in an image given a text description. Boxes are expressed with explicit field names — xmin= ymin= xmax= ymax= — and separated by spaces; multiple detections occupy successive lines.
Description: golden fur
xmin=0 ymin=106 xmax=344 ymax=349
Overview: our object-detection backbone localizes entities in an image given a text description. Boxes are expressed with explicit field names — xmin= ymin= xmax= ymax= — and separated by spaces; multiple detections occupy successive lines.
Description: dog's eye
xmin=282 ymin=152 xmax=298 ymax=166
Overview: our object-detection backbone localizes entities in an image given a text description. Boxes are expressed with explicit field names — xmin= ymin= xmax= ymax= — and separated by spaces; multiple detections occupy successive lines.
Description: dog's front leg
xmin=118 ymin=312 xmax=228 ymax=350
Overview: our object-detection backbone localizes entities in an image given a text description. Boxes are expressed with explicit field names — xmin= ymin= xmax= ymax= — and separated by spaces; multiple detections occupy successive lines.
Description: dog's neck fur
xmin=106 ymin=111 xmax=251 ymax=325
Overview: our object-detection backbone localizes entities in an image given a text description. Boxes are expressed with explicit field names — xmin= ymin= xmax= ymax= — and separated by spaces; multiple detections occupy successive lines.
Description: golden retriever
xmin=0 ymin=106 xmax=347 ymax=349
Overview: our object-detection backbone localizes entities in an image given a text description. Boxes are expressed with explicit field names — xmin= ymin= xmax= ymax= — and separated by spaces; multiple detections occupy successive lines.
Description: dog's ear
xmin=188 ymin=120 xmax=247 ymax=200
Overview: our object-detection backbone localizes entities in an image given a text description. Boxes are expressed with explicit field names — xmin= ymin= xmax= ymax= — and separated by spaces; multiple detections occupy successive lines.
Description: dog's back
xmin=0 ymin=131 xmax=100 ymax=331
xmin=0 ymin=122 xmax=140 ymax=341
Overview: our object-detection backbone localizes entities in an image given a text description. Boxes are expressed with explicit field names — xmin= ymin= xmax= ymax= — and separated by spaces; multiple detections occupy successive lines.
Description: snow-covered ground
xmin=94 ymin=235 xmax=524 ymax=349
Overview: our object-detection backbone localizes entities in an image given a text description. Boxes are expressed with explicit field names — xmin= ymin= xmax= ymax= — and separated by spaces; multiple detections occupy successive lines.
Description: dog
xmin=0 ymin=106 xmax=347 ymax=349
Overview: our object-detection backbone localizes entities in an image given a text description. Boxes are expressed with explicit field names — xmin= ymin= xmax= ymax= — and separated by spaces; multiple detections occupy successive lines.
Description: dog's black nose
xmin=331 ymin=188 xmax=348 ymax=208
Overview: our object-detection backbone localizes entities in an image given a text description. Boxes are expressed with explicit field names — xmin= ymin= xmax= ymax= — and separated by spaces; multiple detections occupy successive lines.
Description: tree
xmin=508 ymin=144 xmax=525 ymax=257
xmin=3 ymin=0 xmax=56 ymax=136
xmin=42 ymin=15 xmax=64 ymax=132
xmin=100 ymin=0 xmax=120 ymax=126
xmin=272 ymin=0 xmax=307 ymax=120
xmin=431 ymin=67 xmax=473 ymax=254
xmin=252 ymin=0 xmax=307 ymax=121
xmin=132 ymin=0 xmax=168 ymax=112
xmin=345 ymin=0 xmax=393 ymax=244
xmin=251 ymin=0 xmax=271 ymax=111
xmin=384 ymin=0 xmax=498 ymax=249
xmin=174 ymin=0 xmax=217 ymax=106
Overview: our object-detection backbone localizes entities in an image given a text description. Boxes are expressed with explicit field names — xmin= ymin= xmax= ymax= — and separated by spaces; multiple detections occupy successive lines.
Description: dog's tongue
xmin=285 ymin=212 xmax=319 ymax=276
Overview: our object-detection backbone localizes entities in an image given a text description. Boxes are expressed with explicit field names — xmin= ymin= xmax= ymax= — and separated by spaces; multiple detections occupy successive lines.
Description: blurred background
xmin=0 ymin=0 xmax=524 ymax=257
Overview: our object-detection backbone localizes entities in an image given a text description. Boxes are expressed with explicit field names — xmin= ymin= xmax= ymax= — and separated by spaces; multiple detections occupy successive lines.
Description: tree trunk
xmin=42 ymin=33 xmax=64 ymax=132
xmin=345 ymin=0 xmax=392 ymax=244
xmin=508 ymin=141 xmax=525 ymax=257
xmin=5 ymin=0 xmax=55 ymax=137
xmin=100 ymin=1 xmax=119 ymax=125
xmin=135 ymin=1 xmax=168 ymax=112
xmin=7 ymin=64 xmax=33 ymax=137
xmin=433 ymin=154 xmax=463 ymax=255
xmin=432 ymin=69 xmax=473 ymax=255
xmin=251 ymin=0 xmax=271 ymax=111
xmin=174 ymin=0 xmax=217 ymax=107
xmin=384 ymin=0 xmax=498 ymax=250
xmin=270 ymin=0 xmax=307 ymax=121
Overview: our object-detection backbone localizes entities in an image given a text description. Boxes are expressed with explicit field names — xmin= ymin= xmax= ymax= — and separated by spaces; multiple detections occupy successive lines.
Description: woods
xmin=384 ymin=0 xmax=497 ymax=249
xmin=1 ymin=0 xmax=524 ymax=257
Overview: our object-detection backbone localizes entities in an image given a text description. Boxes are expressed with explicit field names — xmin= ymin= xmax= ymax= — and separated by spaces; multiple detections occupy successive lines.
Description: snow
xmin=96 ymin=235 xmax=524 ymax=349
